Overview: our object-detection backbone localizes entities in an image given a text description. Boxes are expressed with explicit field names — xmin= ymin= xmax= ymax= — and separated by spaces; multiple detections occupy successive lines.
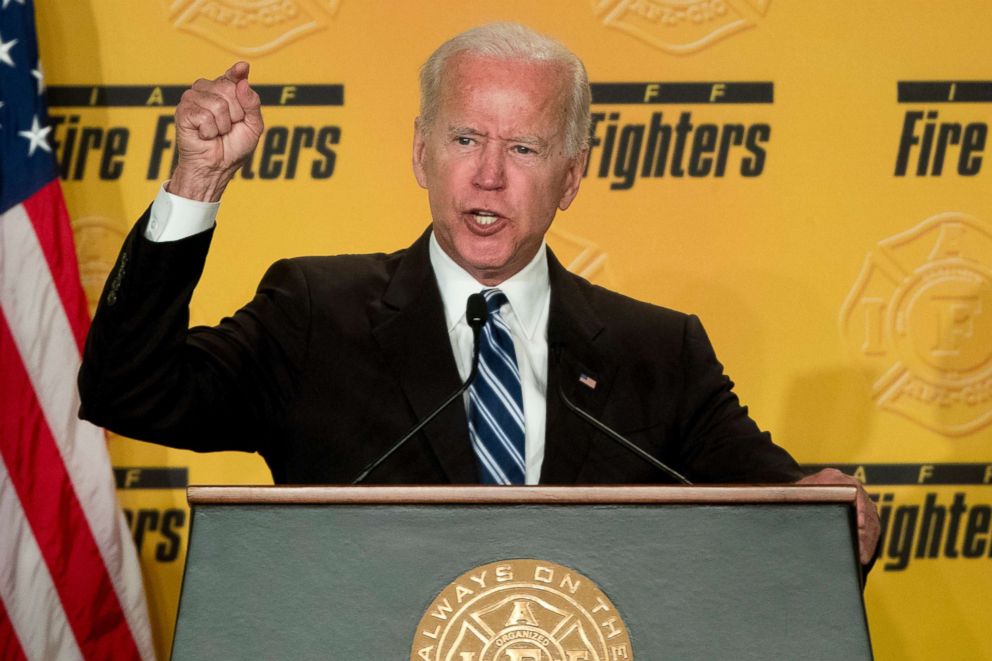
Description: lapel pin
xmin=578 ymin=373 xmax=597 ymax=390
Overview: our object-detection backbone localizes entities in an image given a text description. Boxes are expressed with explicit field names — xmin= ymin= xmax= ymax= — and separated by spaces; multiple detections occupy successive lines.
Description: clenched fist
xmin=167 ymin=62 xmax=264 ymax=202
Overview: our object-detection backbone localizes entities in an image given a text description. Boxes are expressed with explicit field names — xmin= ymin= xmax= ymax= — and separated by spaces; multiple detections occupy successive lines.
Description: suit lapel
xmin=367 ymin=237 xmax=620 ymax=485
xmin=540 ymin=250 xmax=619 ymax=484
xmin=370 ymin=228 xmax=479 ymax=483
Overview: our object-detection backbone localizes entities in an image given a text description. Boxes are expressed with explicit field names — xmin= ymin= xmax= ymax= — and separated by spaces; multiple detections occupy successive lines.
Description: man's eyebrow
xmin=447 ymin=125 xmax=486 ymax=137
xmin=508 ymin=135 xmax=546 ymax=147
xmin=446 ymin=126 xmax=548 ymax=148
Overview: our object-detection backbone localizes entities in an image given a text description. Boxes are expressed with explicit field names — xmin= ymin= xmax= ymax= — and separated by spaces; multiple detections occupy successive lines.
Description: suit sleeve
xmin=78 ymin=207 xmax=310 ymax=456
xmin=674 ymin=314 xmax=804 ymax=483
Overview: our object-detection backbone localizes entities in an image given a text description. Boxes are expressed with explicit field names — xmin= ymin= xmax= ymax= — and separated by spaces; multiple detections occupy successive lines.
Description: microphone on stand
xmin=551 ymin=344 xmax=692 ymax=485
xmin=351 ymin=293 xmax=488 ymax=484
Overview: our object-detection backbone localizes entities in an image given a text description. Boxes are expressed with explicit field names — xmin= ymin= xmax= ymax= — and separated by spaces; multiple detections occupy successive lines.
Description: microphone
xmin=351 ymin=293 xmax=488 ymax=484
xmin=551 ymin=345 xmax=692 ymax=485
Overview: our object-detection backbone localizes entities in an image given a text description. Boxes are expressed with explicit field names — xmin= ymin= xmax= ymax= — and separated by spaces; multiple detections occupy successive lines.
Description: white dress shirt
xmin=147 ymin=186 xmax=551 ymax=483
xmin=146 ymin=184 xmax=219 ymax=241
xmin=428 ymin=234 xmax=550 ymax=484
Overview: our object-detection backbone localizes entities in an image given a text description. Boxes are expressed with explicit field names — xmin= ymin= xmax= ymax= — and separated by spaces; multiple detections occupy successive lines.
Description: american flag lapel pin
xmin=578 ymin=373 xmax=597 ymax=390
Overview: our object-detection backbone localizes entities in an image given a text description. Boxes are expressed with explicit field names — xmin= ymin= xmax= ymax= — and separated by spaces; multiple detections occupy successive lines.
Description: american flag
xmin=0 ymin=2 xmax=153 ymax=659
xmin=578 ymin=373 xmax=597 ymax=390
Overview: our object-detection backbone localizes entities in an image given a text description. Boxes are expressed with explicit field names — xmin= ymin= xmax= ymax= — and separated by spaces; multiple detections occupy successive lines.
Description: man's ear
xmin=558 ymin=149 xmax=588 ymax=211
xmin=412 ymin=118 xmax=429 ymax=189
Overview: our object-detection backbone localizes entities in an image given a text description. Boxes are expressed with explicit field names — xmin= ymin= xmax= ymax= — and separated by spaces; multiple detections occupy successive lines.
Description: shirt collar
xmin=429 ymin=231 xmax=550 ymax=340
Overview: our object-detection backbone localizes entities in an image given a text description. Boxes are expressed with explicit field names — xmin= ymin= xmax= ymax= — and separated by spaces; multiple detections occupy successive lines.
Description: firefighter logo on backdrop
xmin=411 ymin=559 xmax=633 ymax=661
xmin=592 ymin=0 xmax=770 ymax=55
xmin=840 ymin=212 xmax=992 ymax=436
xmin=72 ymin=216 xmax=128 ymax=318
xmin=168 ymin=0 xmax=341 ymax=56
xmin=547 ymin=227 xmax=619 ymax=290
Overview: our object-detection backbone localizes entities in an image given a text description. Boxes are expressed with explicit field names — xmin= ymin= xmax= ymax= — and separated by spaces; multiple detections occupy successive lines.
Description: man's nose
xmin=472 ymin=142 xmax=506 ymax=190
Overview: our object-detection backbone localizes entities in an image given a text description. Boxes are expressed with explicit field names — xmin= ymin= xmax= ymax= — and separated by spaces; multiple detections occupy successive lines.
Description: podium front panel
xmin=173 ymin=492 xmax=870 ymax=659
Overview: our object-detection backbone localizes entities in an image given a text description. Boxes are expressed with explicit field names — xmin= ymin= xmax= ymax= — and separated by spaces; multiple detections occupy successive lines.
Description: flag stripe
xmin=0 ymin=203 xmax=152 ymax=659
xmin=0 ymin=598 xmax=30 ymax=661
xmin=0 ymin=314 xmax=140 ymax=660
xmin=0 ymin=455 xmax=82 ymax=661
xmin=0 ymin=599 xmax=30 ymax=661
xmin=20 ymin=181 xmax=90 ymax=353
xmin=0 ymin=204 xmax=124 ymax=535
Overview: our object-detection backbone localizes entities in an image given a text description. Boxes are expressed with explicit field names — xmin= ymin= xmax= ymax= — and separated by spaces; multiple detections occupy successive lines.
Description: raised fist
xmin=168 ymin=62 xmax=264 ymax=202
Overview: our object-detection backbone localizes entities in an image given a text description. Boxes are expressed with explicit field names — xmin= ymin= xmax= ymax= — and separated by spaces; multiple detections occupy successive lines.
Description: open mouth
xmin=471 ymin=210 xmax=500 ymax=226
xmin=464 ymin=209 xmax=507 ymax=232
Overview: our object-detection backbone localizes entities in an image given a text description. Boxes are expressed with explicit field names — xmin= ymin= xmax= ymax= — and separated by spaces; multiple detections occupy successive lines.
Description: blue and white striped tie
xmin=468 ymin=289 xmax=526 ymax=485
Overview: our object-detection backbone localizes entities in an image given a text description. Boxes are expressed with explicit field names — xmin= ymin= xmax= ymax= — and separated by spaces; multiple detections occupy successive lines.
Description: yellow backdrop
xmin=36 ymin=2 xmax=991 ymax=659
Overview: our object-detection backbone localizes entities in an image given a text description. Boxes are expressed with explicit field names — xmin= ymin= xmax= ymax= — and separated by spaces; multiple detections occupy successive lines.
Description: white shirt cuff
xmin=145 ymin=182 xmax=220 ymax=242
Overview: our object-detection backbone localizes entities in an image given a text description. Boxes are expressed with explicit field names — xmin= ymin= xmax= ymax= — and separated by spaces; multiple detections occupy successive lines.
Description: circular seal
xmin=889 ymin=261 xmax=992 ymax=384
xmin=411 ymin=559 xmax=633 ymax=661
xmin=839 ymin=212 xmax=992 ymax=435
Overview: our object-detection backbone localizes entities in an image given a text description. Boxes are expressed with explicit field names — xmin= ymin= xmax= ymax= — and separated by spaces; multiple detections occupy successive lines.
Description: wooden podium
xmin=172 ymin=486 xmax=872 ymax=659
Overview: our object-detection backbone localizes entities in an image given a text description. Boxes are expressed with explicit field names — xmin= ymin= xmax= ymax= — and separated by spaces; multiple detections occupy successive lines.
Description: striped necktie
xmin=468 ymin=289 xmax=526 ymax=484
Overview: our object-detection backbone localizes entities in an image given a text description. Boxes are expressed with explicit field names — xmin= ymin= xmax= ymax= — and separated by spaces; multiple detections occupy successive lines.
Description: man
xmin=78 ymin=23 xmax=879 ymax=565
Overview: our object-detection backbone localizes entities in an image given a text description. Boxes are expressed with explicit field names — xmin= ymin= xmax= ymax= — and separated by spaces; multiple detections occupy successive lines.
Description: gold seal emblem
xmin=592 ymin=0 xmax=770 ymax=55
xmin=840 ymin=212 xmax=992 ymax=436
xmin=167 ymin=0 xmax=340 ymax=56
xmin=411 ymin=559 xmax=633 ymax=661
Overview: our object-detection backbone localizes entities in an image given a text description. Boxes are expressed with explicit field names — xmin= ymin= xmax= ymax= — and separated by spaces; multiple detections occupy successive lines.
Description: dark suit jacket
xmin=79 ymin=212 xmax=803 ymax=485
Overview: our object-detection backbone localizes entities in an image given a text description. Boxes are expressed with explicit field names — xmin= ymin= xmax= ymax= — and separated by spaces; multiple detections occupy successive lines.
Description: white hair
xmin=418 ymin=22 xmax=591 ymax=157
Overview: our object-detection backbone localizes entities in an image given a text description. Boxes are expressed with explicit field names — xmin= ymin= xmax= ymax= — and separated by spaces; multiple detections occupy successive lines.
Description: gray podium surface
xmin=172 ymin=486 xmax=871 ymax=660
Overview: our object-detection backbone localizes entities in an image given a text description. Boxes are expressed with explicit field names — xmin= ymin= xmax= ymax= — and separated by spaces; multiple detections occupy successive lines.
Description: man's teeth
xmin=472 ymin=212 xmax=498 ymax=226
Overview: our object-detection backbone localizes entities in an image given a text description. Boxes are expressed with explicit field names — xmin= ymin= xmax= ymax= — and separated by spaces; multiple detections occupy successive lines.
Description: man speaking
xmin=78 ymin=23 xmax=879 ymax=565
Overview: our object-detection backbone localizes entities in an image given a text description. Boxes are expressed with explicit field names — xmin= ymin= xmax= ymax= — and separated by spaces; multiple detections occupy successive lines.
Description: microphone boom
xmin=351 ymin=293 xmax=488 ymax=484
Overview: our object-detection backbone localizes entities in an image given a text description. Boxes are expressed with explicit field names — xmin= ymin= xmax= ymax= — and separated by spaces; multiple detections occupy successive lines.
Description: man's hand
xmin=168 ymin=61 xmax=264 ymax=202
xmin=796 ymin=468 xmax=880 ymax=565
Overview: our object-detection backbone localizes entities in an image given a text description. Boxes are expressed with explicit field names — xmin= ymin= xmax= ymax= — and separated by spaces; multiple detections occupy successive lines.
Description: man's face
xmin=413 ymin=54 xmax=586 ymax=285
